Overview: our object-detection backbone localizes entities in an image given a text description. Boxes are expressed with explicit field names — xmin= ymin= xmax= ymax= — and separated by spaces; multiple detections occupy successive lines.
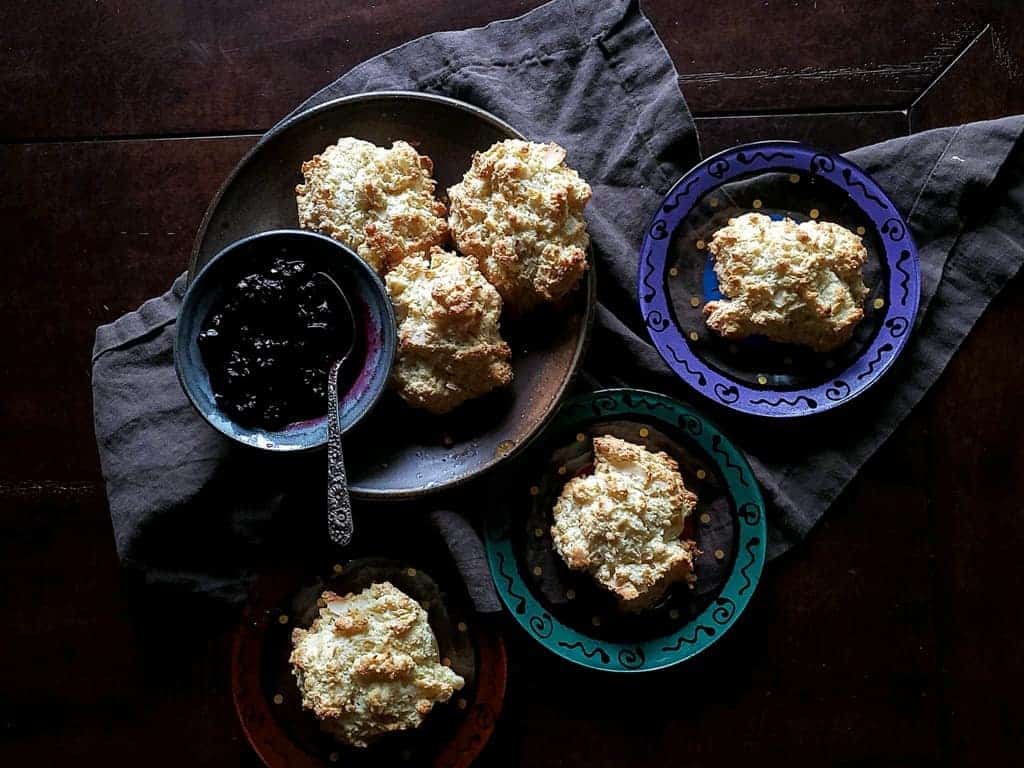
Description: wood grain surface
xmin=1 ymin=1 xmax=1022 ymax=765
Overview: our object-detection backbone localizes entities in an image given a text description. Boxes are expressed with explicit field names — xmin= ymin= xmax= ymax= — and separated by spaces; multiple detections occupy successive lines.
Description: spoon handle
xmin=326 ymin=358 xmax=353 ymax=547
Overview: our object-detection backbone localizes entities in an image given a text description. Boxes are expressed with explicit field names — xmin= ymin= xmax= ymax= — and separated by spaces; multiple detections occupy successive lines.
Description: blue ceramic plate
xmin=638 ymin=141 xmax=921 ymax=418
xmin=484 ymin=389 xmax=767 ymax=672
xmin=175 ymin=229 xmax=396 ymax=451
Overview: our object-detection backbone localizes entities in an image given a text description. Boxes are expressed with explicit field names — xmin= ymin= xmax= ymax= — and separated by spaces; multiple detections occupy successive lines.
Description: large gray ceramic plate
xmin=189 ymin=92 xmax=595 ymax=498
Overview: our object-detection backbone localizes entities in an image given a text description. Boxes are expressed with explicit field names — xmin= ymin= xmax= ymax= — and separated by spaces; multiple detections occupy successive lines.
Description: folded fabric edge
xmin=429 ymin=510 xmax=503 ymax=614
xmin=93 ymin=272 xmax=187 ymax=361
xmin=288 ymin=0 xmax=639 ymax=122
xmin=592 ymin=0 xmax=702 ymax=186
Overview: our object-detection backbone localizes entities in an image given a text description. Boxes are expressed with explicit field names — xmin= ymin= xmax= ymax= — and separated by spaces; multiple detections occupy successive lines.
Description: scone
xmin=550 ymin=436 xmax=698 ymax=610
xmin=385 ymin=247 xmax=513 ymax=414
xmin=703 ymin=212 xmax=869 ymax=352
xmin=447 ymin=139 xmax=591 ymax=312
xmin=289 ymin=582 xmax=464 ymax=749
xmin=296 ymin=137 xmax=448 ymax=274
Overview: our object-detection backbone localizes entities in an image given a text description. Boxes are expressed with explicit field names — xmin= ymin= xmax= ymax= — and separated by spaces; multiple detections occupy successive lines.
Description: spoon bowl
xmin=312 ymin=270 xmax=357 ymax=364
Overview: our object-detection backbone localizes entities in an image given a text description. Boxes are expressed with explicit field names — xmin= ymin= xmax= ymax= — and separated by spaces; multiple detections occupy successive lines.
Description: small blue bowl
xmin=174 ymin=229 xmax=396 ymax=451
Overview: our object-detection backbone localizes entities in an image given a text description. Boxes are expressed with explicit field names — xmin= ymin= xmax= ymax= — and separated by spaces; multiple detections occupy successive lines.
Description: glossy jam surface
xmin=198 ymin=258 xmax=351 ymax=430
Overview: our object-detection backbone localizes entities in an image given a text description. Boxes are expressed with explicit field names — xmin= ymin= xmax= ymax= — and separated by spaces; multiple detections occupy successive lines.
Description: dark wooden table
xmin=2 ymin=2 xmax=1022 ymax=765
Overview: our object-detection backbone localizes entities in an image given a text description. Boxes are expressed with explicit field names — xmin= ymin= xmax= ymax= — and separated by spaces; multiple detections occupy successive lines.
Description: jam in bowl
xmin=175 ymin=229 xmax=396 ymax=451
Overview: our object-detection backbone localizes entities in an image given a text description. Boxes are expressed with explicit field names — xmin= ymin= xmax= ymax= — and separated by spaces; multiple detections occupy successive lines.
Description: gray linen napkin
xmin=92 ymin=0 xmax=1024 ymax=601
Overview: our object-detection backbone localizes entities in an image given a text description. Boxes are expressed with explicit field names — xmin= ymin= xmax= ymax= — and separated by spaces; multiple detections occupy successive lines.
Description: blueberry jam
xmin=198 ymin=258 xmax=352 ymax=430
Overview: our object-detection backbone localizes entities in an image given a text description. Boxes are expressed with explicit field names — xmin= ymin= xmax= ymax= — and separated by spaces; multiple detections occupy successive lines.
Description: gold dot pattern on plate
xmin=332 ymin=563 xmax=343 ymax=575
xmin=457 ymin=698 xmax=468 ymax=710
xmin=329 ymin=752 xmax=339 ymax=763
xmin=690 ymin=296 xmax=700 ymax=308
xmin=576 ymin=433 xmax=586 ymax=443
xmin=696 ymin=239 xmax=706 ymax=250
xmin=669 ymin=609 xmax=680 ymax=620
xmin=557 ymin=466 xmax=567 ymax=475
xmin=639 ymin=427 xmax=650 ymax=438
xmin=406 ymin=567 xmax=417 ymax=577
xmin=457 ymin=621 xmax=468 ymax=633
xmin=873 ymin=297 xmax=885 ymax=309
xmin=532 ymin=566 xmax=543 ymax=577
xmin=669 ymin=266 xmax=679 ymax=277
xmin=757 ymin=375 xmax=768 ymax=385
xmin=856 ymin=226 xmax=866 ymax=235
xmin=273 ymin=693 xmax=284 ymax=705
xmin=277 ymin=614 xmax=289 ymax=625
xmin=591 ymin=616 xmax=602 ymax=627
xmin=442 ymin=657 xmax=452 ymax=667
xmin=709 ymin=198 xmax=719 ymax=208
xmin=810 ymin=208 xmax=820 ymax=219
xmin=700 ymin=512 xmax=711 ymax=524
xmin=789 ymin=173 xmax=800 ymax=184
xmin=534 ymin=527 xmax=544 ymax=538
xmin=688 ymin=331 xmax=699 ymax=342
xmin=714 ymin=549 xmax=725 ymax=560
xmin=495 ymin=439 xmax=515 ymax=458
xmin=752 ymin=199 xmax=762 ymax=209
xmin=529 ymin=485 xmax=539 ymax=496
xmin=696 ymin=469 xmax=707 ymax=480
xmin=566 ymin=589 xmax=576 ymax=600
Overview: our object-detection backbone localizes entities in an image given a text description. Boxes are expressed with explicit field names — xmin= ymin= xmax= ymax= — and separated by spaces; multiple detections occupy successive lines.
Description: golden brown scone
xmin=550 ymin=436 xmax=698 ymax=611
xmin=289 ymin=582 xmax=464 ymax=749
xmin=296 ymin=137 xmax=448 ymax=274
xmin=703 ymin=212 xmax=869 ymax=352
xmin=385 ymin=247 xmax=513 ymax=414
xmin=447 ymin=139 xmax=591 ymax=312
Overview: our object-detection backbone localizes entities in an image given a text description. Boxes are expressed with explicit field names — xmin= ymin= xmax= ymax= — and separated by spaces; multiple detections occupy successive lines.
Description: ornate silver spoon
xmin=312 ymin=271 xmax=356 ymax=548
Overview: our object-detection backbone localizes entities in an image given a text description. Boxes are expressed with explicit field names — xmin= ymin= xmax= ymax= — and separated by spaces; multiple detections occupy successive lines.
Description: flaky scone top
xmin=296 ymin=138 xmax=448 ymax=274
xmin=703 ymin=212 xmax=869 ymax=352
xmin=551 ymin=435 xmax=698 ymax=610
xmin=385 ymin=247 xmax=513 ymax=414
xmin=289 ymin=582 xmax=464 ymax=748
xmin=447 ymin=139 xmax=591 ymax=312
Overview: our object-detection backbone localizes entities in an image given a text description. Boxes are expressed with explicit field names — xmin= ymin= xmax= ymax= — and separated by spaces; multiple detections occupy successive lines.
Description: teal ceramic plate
xmin=484 ymin=389 xmax=766 ymax=672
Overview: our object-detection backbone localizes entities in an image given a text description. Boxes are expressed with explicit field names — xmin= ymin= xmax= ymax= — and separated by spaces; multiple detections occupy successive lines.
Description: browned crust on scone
xmin=386 ymin=247 xmax=513 ymax=414
xmin=551 ymin=435 xmax=699 ymax=611
xmin=703 ymin=213 xmax=869 ymax=352
xmin=296 ymin=138 xmax=448 ymax=274
xmin=448 ymin=139 xmax=591 ymax=312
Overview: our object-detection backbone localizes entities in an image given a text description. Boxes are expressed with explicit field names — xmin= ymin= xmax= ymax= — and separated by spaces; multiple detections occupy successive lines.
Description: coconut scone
xmin=447 ymin=139 xmax=591 ymax=312
xmin=296 ymin=137 xmax=448 ymax=274
xmin=385 ymin=247 xmax=513 ymax=414
xmin=551 ymin=436 xmax=699 ymax=611
xmin=703 ymin=212 xmax=869 ymax=352
xmin=289 ymin=582 xmax=464 ymax=749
